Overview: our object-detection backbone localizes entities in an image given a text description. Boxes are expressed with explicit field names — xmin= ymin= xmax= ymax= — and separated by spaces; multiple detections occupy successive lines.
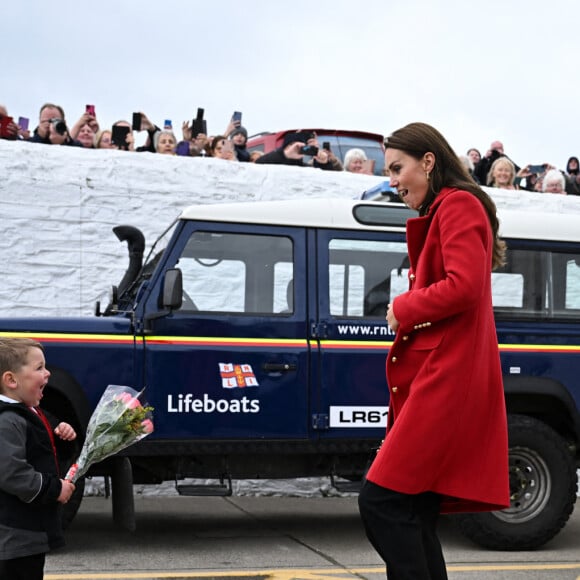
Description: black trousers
xmin=0 ymin=553 xmax=46 ymax=580
xmin=358 ymin=480 xmax=448 ymax=580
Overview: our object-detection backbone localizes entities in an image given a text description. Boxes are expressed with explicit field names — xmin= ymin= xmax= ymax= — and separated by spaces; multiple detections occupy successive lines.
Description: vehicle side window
xmin=493 ymin=246 xmax=580 ymax=319
xmin=565 ymin=257 xmax=580 ymax=309
xmin=176 ymin=231 xmax=293 ymax=315
xmin=328 ymin=239 xmax=408 ymax=318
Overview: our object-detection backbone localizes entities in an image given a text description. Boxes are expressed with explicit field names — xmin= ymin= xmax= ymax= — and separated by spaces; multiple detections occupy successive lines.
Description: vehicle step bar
xmin=175 ymin=475 xmax=233 ymax=497
xmin=330 ymin=474 xmax=363 ymax=493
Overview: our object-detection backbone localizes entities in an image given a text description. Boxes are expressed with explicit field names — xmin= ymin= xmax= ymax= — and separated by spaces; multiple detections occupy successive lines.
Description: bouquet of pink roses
xmin=65 ymin=385 xmax=154 ymax=483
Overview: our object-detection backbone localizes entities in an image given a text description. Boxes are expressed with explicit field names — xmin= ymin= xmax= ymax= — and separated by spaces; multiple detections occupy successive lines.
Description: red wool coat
xmin=366 ymin=187 xmax=510 ymax=513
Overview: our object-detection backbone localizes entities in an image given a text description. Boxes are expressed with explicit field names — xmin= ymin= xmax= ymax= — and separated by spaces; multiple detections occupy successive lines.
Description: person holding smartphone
xmin=110 ymin=121 xmax=135 ymax=151
xmin=228 ymin=126 xmax=250 ymax=162
xmin=132 ymin=112 xmax=163 ymax=153
xmin=210 ymin=135 xmax=238 ymax=161
xmin=69 ymin=107 xmax=100 ymax=147
xmin=0 ymin=105 xmax=19 ymax=141
xmin=256 ymin=131 xmax=342 ymax=170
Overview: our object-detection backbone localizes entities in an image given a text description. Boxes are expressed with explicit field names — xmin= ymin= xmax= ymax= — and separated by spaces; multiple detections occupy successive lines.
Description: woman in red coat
xmin=358 ymin=122 xmax=510 ymax=580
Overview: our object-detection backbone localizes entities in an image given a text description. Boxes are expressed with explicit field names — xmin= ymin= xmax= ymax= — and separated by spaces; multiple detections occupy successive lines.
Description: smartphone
xmin=322 ymin=141 xmax=331 ymax=151
xmin=86 ymin=104 xmax=96 ymax=116
xmin=232 ymin=111 xmax=242 ymax=124
xmin=191 ymin=120 xmax=207 ymax=138
xmin=299 ymin=145 xmax=319 ymax=156
xmin=18 ymin=116 xmax=29 ymax=131
xmin=0 ymin=115 xmax=14 ymax=138
xmin=132 ymin=112 xmax=142 ymax=132
xmin=191 ymin=112 xmax=206 ymax=137
xmin=529 ymin=164 xmax=546 ymax=174
xmin=111 ymin=125 xmax=130 ymax=148
xmin=190 ymin=108 xmax=206 ymax=137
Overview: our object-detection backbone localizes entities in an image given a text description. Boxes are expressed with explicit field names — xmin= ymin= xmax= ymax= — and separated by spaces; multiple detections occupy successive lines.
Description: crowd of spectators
xmin=1 ymin=102 xmax=579 ymax=194
xmin=464 ymin=139 xmax=578 ymax=195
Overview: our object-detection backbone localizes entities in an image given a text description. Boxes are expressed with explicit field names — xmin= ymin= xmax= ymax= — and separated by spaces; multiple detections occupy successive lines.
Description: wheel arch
xmin=503 ymin=375 xmax=580 ymax=453
xmin=43 ymin=366 xmax=92 ymax=437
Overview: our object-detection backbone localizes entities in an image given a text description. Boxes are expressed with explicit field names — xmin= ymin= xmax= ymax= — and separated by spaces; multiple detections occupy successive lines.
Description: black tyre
xmin=62 ymin=476 xmax=85 ymax=529
xmin=458 ymin=414 xmax=578 ymax=550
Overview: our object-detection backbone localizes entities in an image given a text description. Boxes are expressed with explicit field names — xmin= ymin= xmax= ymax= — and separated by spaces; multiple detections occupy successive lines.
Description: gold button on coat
xmin=391 ymin=356 xmax=397 ymax=363
xmin=409 ymin=274 xmax=416 ymax=280
xmin=392 ymin=387 xmax=398 ymax=393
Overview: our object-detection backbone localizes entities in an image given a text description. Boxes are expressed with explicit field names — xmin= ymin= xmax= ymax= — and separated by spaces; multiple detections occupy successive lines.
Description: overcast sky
xmin=2 ymin=0 xmax=579 ymax=169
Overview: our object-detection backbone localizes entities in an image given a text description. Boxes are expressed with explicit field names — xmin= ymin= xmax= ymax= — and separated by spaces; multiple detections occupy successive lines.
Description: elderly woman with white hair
xmin=154 ymin=130 xmax=177 ymax=155
xmin=542 ymin=169 xmax=567 ymax=194
xmin=344 ymin=148 xmax=373 ymax=174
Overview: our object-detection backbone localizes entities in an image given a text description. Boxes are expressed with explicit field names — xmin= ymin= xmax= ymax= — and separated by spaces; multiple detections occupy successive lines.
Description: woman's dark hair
xmin=210 ymin=135 xmax=227 ymax=155
xmin=385 ymin=122 xmax=506 ymax=269
xmin=566 ymin=156 xmax=579 ymax=175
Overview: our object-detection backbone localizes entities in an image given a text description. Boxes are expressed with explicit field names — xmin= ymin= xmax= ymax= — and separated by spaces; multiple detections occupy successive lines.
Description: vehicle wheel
xmin=457 ymin=414 xmax=577 ymax=550
xmin=62 ymin=476 xmax=85 ymax=529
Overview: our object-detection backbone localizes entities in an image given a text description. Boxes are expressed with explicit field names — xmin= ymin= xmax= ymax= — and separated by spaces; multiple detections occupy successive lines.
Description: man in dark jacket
xmin=28 ymin=103 xmax=82 ymax=147
xmin=473 ymin=140 xmax=519 ymax=185
xmin=255 ymin=131 xmax=342 ymax=170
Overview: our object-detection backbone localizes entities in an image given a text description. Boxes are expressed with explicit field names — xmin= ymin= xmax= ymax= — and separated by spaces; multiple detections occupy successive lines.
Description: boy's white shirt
xmin=0 ymin=394 xmax=18 ymax=404
xmin=0 ymin=394 xmax=38 ymax=414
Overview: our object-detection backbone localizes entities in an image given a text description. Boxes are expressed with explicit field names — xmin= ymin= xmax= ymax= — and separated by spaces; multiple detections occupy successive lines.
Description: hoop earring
xmin=425 ymin=171 xmax=430 ymax=181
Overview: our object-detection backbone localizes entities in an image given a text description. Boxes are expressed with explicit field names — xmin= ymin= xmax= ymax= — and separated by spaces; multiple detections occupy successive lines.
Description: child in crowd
xmin=0 ymin=337 xmax=76 ymax=580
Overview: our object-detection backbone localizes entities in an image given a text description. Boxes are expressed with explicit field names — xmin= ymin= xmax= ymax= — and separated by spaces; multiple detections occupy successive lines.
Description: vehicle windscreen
xmin=315 ymin=134 xmax=385 ymax=176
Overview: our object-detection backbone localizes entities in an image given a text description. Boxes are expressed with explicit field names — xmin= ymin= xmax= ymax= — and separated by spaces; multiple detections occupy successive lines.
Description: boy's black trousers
xmin=0 ymin=553 xmax=46 ymax=580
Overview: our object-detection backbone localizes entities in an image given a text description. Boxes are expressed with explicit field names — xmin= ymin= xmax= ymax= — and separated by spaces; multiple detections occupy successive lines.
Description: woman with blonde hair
xmin=94 ymin=129 xmax=114 ymax=149
xmin=487 ymin=157 xmax=517 ymax=189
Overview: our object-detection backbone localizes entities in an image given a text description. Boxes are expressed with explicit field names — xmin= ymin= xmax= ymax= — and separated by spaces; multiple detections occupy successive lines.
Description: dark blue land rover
xmin=0 ymin=198 xmax=577 ymax=550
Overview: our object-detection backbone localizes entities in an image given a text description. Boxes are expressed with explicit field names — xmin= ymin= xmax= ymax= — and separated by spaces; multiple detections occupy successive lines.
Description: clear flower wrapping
xmin=65 ymin=385 xmax=154 ymax=483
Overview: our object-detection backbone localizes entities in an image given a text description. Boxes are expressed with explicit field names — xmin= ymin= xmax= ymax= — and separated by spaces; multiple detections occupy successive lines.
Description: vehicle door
xmin=493 ymin=239 xmax=580 ymax=410
xmin=313 ymin=228 xmax=409 ymax=438
xmin=140 ymin=221 xmax=310 ymax=440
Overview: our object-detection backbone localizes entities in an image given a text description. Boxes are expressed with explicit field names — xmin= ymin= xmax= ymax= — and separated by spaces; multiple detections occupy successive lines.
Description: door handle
xmin=262 ymin=362 xmax=297 ymax=372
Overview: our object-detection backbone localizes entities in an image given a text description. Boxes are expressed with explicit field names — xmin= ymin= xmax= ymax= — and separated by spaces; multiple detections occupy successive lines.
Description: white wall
xmin=2 ymin=140 xmax=580 ymax=317
xmin=0 ymin=141 xmax=382 ymax=316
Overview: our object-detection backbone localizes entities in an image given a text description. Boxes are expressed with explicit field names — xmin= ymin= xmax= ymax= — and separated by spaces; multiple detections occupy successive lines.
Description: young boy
xmin=0 ymin=337 xmax=76 ymax=580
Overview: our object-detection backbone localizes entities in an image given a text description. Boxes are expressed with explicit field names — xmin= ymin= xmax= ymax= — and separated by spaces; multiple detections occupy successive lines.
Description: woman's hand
xmin=182 ymin=120 xmax=192 ymax=141
xmin=386 ymin=303 xmax=399 ymax=332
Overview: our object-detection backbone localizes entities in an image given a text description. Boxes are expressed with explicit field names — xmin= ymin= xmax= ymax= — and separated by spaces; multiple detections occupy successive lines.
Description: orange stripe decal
xmin=0 ymin=331 xmax=137 ymax=344
xmin=1 ymin=332 xmax=578 ymax=353
xmin=146 ymin=336 xmax=308 ymax=348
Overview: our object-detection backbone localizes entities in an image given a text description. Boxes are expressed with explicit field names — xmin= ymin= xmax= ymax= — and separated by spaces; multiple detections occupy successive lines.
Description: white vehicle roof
xmin=180 ymin=196 xmax=580 ymax=243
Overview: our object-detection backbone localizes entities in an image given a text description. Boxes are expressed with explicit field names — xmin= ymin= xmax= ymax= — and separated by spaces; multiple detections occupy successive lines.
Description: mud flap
xmin=111 ymin=457 xmax=136 ymax=532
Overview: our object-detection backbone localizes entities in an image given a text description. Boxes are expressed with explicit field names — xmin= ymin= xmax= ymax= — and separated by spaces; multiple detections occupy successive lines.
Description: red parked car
xmin=246 ymin=128 xmax=385 ymax=176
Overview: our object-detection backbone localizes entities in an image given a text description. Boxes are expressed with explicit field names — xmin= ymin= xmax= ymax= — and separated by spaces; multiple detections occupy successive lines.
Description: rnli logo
xmin=219 ymin=363 xmax=259 ymax=388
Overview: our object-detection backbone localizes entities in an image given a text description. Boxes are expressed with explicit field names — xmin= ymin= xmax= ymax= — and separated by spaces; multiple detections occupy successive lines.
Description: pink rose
xmin=141 ymin=419 xmax=154 ymax=434
xmin=114 ymin=392 xmax=132 ymax=404
xmin=127 ymin=396 xmax=141 ymax=409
